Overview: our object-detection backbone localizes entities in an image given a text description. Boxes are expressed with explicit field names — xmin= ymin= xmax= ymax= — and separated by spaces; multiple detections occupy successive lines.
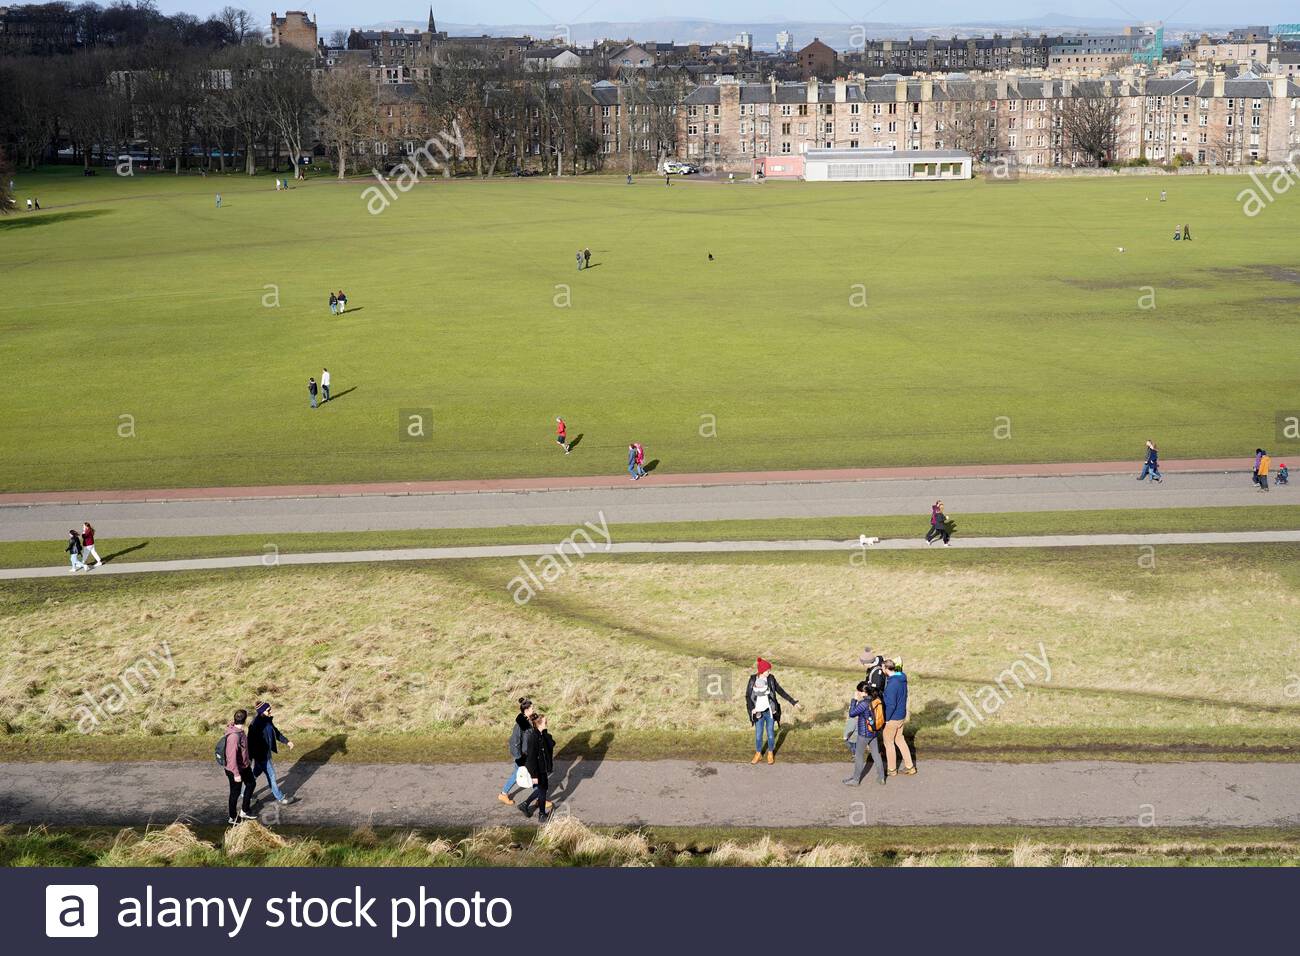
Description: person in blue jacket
xmin=882 ymin=660 xmax=916 ymax=777
xmin=843 ymin=681 xmax=886 ymax=786
xmin=248 ymin=702 xmax=297 ymax=806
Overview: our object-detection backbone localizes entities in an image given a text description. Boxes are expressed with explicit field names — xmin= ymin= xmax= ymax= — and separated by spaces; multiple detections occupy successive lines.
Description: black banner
xmin=8 ymin=867 xmax=1299 ymax=952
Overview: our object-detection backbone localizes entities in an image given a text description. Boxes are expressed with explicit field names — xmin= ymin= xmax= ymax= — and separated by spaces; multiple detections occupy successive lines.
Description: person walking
xmin=575 ymin=249 xmax=584 ymax=271
xmin=1253 ymin=449 xmax=1264 ymax=488
xmin=320 ymin=368 xmax=331 ymax=403
xmin=843 ymin=681 xmax=887 ymax=786
xmin=215 ymin=193 xmax=221 ymax=208
xmin=337 ymin=290 xmax=347 ymax=313
xmin=308 ymin=377 xmax=318 ymax=409
xmin=1257 ymin=449 xmax=1271 ymax=491
xmin=248 ymin=702 xmax=297 ymax=807
xmin=881 ymin=660 xmax=916 ymax=777
xmin=498 ymin=697 xmax=535 ymax=806
xmin=632 ymin=441 xmax=646 ymax=478
xmin=583 ymin=247 xmax=591 ymax=269
xmin=627 ymin=442 xmax=640 ymax=480
xmin=745 ymin=657 xmax=799 ymax=764
xmin=329 ymin=292 xmax=337 ymax=315
xmin=1137 ymin=440 xmax=1163 ymax=483
xmin=221 ymin=708 xmax=257 ymax=823
xmin=66 ymin=529 xmax=88 ymax=573
xmin=80 ymin=522 xmax=102 ymax=568
xmin=555 ymin=417 xmax=570 ymax=454
xmin=520 ymin=712 xmax=555 ymax=821
xmin=925 ymin=500 xmax=951 ymax=546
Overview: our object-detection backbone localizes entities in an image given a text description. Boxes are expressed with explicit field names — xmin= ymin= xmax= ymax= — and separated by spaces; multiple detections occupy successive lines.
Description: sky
xmin=152 ymin=1 xmax=1292 ymax=29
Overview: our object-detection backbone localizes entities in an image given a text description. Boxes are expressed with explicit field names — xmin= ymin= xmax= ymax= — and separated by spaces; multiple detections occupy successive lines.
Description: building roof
xmin=805 ymin=147 xmax=970 ymax=161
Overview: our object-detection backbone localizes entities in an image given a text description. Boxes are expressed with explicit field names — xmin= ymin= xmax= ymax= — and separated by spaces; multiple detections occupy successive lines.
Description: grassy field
xmin=2 ymin=167 xmax=1297 ymax=492
xmin=2 ymin=503 xmax=1296 ymax=569
xmin=3 ymin=545 xmax=1297 ymax=760
xmin=5 ymin=819 xmax=1298 ymax=867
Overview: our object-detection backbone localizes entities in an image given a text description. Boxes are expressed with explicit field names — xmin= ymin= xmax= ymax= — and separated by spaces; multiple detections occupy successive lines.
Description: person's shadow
xmin=644 ymin=459 xmax=660 ymax=473
xmin=549 ymin=730 xmax=614 ymax=802
xmin=902 ymin=699 xmax=956 ymax=764
xmin=325 ymin=386 xmax=357 ymax=403
xmin=103 ymin=542 xmax=148 ymax=563
xmin=282 ymin=734 xmax=348 ymax=798
xmin=567 ymin=433 xmax=583 ymax=451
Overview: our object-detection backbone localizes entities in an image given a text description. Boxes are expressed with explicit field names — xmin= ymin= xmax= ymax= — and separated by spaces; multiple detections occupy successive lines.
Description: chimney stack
xmin=808 ymin=76 xmax=819 ymax=103
xmin=894 ymin=76 xmax=906 ymax=101
xmin=834 ymin=77 xmax=847 ymax=102
xmin=1213 ymin=69 xmax=1225 ymax=97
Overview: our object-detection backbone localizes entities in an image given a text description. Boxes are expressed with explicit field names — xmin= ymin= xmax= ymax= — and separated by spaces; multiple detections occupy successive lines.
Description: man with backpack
xmin=218 ymin=709 xmax=257 ymax=823
xmin=861 ymin=653 xmax=887 ymax=697
xmin=844 ymin=680 xmax=887 ymax=786
xmin=249 ymin=702 xmax=297 ymax=807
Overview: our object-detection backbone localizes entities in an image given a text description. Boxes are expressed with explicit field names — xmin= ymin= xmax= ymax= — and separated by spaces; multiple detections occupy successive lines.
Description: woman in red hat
xmin=745 ymin=658 xmax=799 ymax=764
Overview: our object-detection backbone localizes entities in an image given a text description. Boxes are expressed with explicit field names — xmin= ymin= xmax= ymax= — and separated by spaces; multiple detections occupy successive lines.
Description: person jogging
xmin=248 ymin=702 xmax=297 ymax=806
xmin=745 ymin=658 xmax=799 ymax=764
xmin=66 ymin=529 xmax=88 ymax=572
xmin=498 ymin=697 xmax=535 ymax=805
xmin=80 ymin=522 xmax=102 ymax=568
xmin=221 ymin=709 xmax=257 ymax=823
xmin=555 ymin=418 xmax=570 ymax=454
xmin=925 ymin=500 xmax=951 ymax=545
xmin=520 ymin=712 xmax=555 ymax=821
xmin=843 ymin=680 xmax=887 ymax=786
xmin=1137 ymin=440 xmax=1163 ymax=483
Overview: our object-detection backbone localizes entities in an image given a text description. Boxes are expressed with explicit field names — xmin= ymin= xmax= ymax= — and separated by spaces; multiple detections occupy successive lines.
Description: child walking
xmin=555 ymin=417 xmax=570 ymax=454
xmin=66 ymin=529 xmax=88 ymax=572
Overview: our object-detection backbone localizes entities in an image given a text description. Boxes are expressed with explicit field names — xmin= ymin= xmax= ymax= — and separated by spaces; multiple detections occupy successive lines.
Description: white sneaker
xmin=944 ymin=542 xmax=951 ymax=547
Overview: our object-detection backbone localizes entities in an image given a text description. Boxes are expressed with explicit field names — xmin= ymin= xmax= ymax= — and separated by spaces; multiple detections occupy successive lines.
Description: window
xmin=781 ymin=105 xmax=792 ymax=116
xmin=781 ymin=122 xmax=791 ymax=135
xmin=850 ymin=103 xmax=860 ymax=114
xmin=780 ymin=141 xmax=791 ymax=153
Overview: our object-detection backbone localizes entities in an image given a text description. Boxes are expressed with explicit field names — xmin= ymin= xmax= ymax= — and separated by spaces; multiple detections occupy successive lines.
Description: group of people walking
xmin=308 ymin=368 xmax=330 ymax=408
xmin=65 ymin=522 xmax=101 ymax=572
xmin=845 ymin=655 xmax=915 ymax=786
xmin=575 ymin=247 xmax=592 ymax=270
xmin=328 ymin=290 xmax=348 ymax=314
xmin=217 ymin=702 xmax=297 ymax=824
xmin=1254 ymin=448 xmax=1286 ymax=490
xmin=497 ymin=697 xmax=556 ymax=821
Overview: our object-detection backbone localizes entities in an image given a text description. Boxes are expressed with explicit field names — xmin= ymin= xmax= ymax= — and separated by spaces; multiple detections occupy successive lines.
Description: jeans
xmin=1138 ymin=461 xmax=1161 ymax=481
xmin=310 ymin=393 xmax=317 ymax=408
xmin=926 ymin=525 xmax=950 ymax=544
xmin=226 ymin=769 xmax=255 ymax=819
xmin=1259 ymin=474 xmax=1269 ymax=489
xmin=522 ymin=779 xmax=549 ymax=818
xmin=503 ymin=763 xmax=523 ymax=795
xmin=849 ymin=734 xmax=884 ymax=783
xmin=753 ymin=710 xmax=776 ymax=753
xmin=254 ymin=757 xmax=284 ymax=801
xmin=882 ymin=720 xmax=913 ymax=772
xmin=69 ymin=552 xmax=86 ymax=570
xmin=322 ymin=384 xmax=330 ymax=401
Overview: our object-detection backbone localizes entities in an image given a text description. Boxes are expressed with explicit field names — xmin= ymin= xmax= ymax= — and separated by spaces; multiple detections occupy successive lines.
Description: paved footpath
xmin=3 ymin=530 xmax=1298 ymax=581
xmin=2 ymin=759 xmax=1297 ymax=828
xmin=0 ymin=460 xmax=1286 ymax=543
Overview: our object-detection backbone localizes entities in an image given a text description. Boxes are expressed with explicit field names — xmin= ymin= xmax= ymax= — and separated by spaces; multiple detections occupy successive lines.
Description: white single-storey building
xmin=801 ymin=147 xmax=972 ymax=182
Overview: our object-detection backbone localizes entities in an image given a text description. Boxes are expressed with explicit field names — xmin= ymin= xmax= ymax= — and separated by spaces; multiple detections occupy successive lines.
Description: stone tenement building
xmin=680 ymin=69 xmax=1300 ymax=171
xmin=842 ymin=36 xmax=1053 ymax=76
xmin=270 ymin=10 xmax=318 ymax=53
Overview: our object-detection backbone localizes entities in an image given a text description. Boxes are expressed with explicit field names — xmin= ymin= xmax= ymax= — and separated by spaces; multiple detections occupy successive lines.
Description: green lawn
xmin=2 ymin=167 xmax=1296 ymax=492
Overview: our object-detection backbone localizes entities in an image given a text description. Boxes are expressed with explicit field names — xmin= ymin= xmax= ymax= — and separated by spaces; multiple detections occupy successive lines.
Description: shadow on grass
xmin=102 ymin=542 xmax=148 ymax=563
xmin=567 ymin=433 xmax=583 ymax=451
xmin=0 ymin=209 xmax=111 ymax=231
xmin=644 ymin=458 xmax=660 ymax=473
xmin=324 ymin=386 xmax=357 ymax=403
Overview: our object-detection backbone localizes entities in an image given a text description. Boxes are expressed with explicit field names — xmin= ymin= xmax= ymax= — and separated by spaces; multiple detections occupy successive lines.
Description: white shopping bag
xmin=514 ymin=766 xmax=532 ymax=790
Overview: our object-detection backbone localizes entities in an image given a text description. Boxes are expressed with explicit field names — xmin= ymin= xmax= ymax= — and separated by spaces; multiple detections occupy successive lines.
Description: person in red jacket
xmin=223 ymin=709 xmax=258 ymax=824
xmin=555 ymin=417 xmax=570 ymax=455
xmin=80 ymin=522 xmax=102 ymax=568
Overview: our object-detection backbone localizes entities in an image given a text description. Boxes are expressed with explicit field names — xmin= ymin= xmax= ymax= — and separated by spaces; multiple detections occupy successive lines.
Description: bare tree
xmin=316 ymin=68 xmax=376 ymax=179
xmin=328 ymin=30 xmax=349 ymax=49
xmin=216 ymin=6 xmax=255 ymax=44
xmin=261 ymin=47 xmax=317 ymax=179
xmin=1058 ymin=94 xmax=1122 ymax=166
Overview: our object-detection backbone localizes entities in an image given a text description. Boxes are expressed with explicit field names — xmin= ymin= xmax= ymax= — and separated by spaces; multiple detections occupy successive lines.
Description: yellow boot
xmin=751 ymin=751 xmax=762 ymax=764
xmin=766 ymin=751 xmax=775 ymax=764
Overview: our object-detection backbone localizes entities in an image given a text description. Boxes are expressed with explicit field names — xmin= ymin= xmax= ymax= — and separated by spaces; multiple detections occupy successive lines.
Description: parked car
xmin=663 ymin=161 xmax=694 ymax=175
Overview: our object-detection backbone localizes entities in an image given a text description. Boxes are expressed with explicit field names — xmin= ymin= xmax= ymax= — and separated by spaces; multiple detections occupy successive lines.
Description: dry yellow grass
xmin=2 ymin=550 xmax=1297 ymax=741
xmin=222 ymin=820 xmax=288 ymax=856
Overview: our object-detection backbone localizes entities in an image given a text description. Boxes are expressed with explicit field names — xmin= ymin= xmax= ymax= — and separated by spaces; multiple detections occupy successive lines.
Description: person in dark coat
xmin=498 ymin=697 xmax=535 ymax=805
xmin=65 ymin=529 xmax=88 ymax=572
xmin=745 ymin=657 xmax=799 ymax=764
xmin=248 ymin=701 xmax=296 ymax=806
xmin=925 ymin=499 xmax=951 ymax=545
xmin=520 ymin=712 xmax=555 ymax=821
